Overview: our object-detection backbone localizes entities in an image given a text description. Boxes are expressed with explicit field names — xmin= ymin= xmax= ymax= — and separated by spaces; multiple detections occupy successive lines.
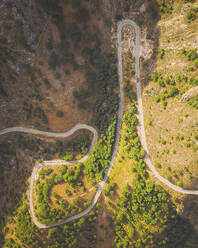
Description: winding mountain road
xmin=1 ymin=19 xmax=198 ymax=229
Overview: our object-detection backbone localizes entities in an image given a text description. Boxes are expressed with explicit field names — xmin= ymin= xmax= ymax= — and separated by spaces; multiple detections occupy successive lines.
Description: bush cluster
xmin=35 ymin=164 xmax=83 ymax=224
xmin=186 ymin=7 xmax=198 ymax=22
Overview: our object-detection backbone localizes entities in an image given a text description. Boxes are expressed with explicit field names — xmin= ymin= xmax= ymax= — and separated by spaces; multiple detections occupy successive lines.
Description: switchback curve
xmin=0 ymin=19 xmax=198 ymax=229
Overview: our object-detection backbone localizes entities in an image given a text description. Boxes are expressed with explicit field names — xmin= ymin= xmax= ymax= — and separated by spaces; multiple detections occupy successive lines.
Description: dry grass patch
xmin=143 ymin=86 xmax=198 ymax=189
xmin=142 ymin=0 xmax=198 ymax=190
xmin=50 ymin=176 xmax=96 ymax=205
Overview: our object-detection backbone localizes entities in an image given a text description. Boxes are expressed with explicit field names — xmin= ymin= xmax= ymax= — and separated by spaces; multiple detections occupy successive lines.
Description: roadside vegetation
xmin=34 ymin=164 xmax=95 ymax=225
xmin=4 ymin=192 xmax=100 ymax=248
xmin=0 ymin=0 xmax=120 ymax=243
xmin=1 ymin=0 xmax=198 ymax=247
xmin=108 ymin=101 xmax=197 ymax=247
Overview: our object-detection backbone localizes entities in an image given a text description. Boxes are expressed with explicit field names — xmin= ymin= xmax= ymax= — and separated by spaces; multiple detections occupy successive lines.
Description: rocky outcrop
xmin=180 ymin=86 xmax=198 ymax=102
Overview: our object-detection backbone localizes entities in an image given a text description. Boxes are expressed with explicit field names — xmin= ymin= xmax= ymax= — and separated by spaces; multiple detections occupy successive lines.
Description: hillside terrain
xmin=0 ymin=0 xmax=198 ymax=248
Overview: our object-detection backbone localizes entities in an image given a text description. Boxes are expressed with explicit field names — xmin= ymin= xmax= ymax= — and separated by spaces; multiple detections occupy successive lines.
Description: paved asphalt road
xmin=1 ymin=20 xmax=197 ymax=228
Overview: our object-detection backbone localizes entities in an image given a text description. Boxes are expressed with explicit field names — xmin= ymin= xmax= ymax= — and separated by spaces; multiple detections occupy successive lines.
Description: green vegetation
xmin=56 ymin=111 xmax=64 ymax=118
xmin=74 ymin=52 xmax=119 ymax=132
xmin=189 ymin=77 xmax=198 ymax=86
xmin=65 ymin=189 xmax=72 ymax=196
xmin=150 ymin=72 xmax=165 ymax=87
xmin=181 ymin=48 xmax=198 ymax=62
xmin=35 ymin=164 xmax=84 ymax=224
xmin=103 ymin=182 xmax=116 ymax=196
xmin=188 ymin=96 xmax=198 ymax=109
xmin=158 ymin=48 xmax=165 ymax=59
xmin=1 ymin=0 xmax=118 ymax=246
xmin=183 ymin=0 xmax=195 ymax=2
xmin=39 ymin=168 xmax=52 ymax=176
xmin=124 ymin=79 xmax=136 ymax=101
xmin=3 ymin=194 xmax=99 ymax=248
xmin=1 ymin=1 xmax=198 ymax=247
xmin=62 ymin=154 xmax=74 ymax=161
xmin=112 ymin=102 xmax=197 ymax=247
xmin=13 ymin=131 xmax=91 ymax=161
xmin=150 ymin=70 xmax=198 ymax=110
xmin=158 ymin=0 xmax=173 ymax=15
xmin=151 ymin=75 xmax=179 ymax=108
xmin=113 ymin=181 xmax=195 ymax=248
xmin=84 ymin=116 xmax=117 ymax=181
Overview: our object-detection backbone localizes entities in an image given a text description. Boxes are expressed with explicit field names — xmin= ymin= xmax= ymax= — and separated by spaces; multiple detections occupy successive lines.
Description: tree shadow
xmin=179 ymin=194 xmax=198 ymax=247
xmin=114 ymin=0 xmax=198 ymax=247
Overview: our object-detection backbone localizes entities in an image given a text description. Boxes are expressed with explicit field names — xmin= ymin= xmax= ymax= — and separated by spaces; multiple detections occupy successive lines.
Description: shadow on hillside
xmin=115 ymin=0 xmax=198 ymax=247
xmin=180 ymin=194 xmax=198 ymax=247
xmin=2 ymin=1 xmax=198 ymax=248
xmin=161 ymin=194 xmax=198 ymax=248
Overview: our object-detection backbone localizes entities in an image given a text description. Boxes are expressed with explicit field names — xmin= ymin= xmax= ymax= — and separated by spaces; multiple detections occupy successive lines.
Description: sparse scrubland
xmin=0 ymin=0 xmax=198 ymax=247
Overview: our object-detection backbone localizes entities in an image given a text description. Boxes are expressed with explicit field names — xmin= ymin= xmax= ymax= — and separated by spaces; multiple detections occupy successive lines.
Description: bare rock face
xmin=180 ymin=86 xmax=198 ymax=102
xmin=140 ymin=3 xmax=146 ymax=13
xmin=180 ymin=3 xmax=191 ymax=15
xmin=139 ymin=26 xmax=154 ymax=61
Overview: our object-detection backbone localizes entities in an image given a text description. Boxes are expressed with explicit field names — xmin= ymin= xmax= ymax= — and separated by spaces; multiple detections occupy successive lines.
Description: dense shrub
xmin=194 ymin=58 xmax=198 ymax=68
xmin=113 ymin=97 xmax=196 ymax=247
xmin=103 ymin=182 xmax=116 ymax=196
xmin=187 ymin=8 xmax=198 ymax=22
xmin=113 ymin=181 xmax=195 ymax=248
xmin=56 ymin=111 xmax=64 ymax=118
xmin=188 ymin=96 xmax=198 ymax=109
xmin=158 ymin=48 xmax=165 ymax=59
xmin=189 ymin=77 xmax=198 ymax=86
xmin=168 ymin=86 xmax=179 ymax=97
xmin=63 ymin=154 xmax=74 ymax=161
xmin=159 ymin=0 xmax=173 ymax=14
xmin=39 ymin=168 xmax=52 ymax=176
xmin=84 ymin=116 xmax=117 ymax=181
xmin=181 ymin=49 xmax=197 ymax=61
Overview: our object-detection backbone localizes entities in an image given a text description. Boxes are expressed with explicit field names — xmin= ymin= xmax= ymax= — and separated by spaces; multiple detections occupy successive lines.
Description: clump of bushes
xmin=159 ymin=0 xmax=173 ymax=14
xmin=150 ymin=72 xmax=165 ymax=87
xmin=188 ymin=96 xmax=198 ymax=109
xmin=181 ymin=48 xmax=197 ymax=61
xmin=62 ymin=154 xmax=74 ymax=161
xmin=158 ymin=49 xmax=165 ymax=59
xmin=103 ymin=182 xmax=116 ymax=196
xmin=56 ymin=111 xmax=64 ymax=117
xmin=189 ymin=77 xmax=198 ymax=86
xmin=39 ymin=168 xmax=52 ymax=176
xmin=186 ymin=7 xmax=198 ymax=22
